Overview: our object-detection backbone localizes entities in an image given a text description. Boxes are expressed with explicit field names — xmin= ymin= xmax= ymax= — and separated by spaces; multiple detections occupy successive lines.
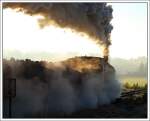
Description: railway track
xmin=120 ymin=88 xmax=147 ymax=98
xmin=113 ymin=88 xmax=147 ymax=104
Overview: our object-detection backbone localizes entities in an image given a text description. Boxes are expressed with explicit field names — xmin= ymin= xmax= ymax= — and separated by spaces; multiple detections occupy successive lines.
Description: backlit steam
xmin=3 ymin=57 xmax=121 ymax=117
xmin=3 ymin=3 xmax=113 ymax=58
xmin=3 ymin=8 xmax=102 ymax=60
xmin=3 ymin=3 xmax=121 ymax=118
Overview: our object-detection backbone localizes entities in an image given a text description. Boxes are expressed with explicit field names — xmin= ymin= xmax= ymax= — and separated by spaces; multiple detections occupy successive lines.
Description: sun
xmin=3 ymin=8 xmax=102 ymax=61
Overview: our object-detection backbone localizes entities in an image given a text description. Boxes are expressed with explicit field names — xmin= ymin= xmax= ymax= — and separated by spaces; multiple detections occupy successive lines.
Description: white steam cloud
xmin=3 ymin=57 xmax=121 ymax=118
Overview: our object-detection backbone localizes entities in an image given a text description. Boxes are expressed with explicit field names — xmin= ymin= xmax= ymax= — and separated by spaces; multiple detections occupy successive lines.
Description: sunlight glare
xmin=3 ymin=9 xmax=102 ymax=60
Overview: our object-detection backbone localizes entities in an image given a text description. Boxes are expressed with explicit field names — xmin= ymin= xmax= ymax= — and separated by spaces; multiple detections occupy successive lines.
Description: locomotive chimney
xmin=104 ymin=55 xmax=108 ymax=62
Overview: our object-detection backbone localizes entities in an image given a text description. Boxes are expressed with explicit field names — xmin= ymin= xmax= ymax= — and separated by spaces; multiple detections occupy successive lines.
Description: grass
xmin=119 ymin=76 xmax=147 ymax=89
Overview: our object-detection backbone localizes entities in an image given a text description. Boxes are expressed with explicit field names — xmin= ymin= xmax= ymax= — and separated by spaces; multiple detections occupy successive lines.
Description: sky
xmin=3 ymin=3 xmax=148 ymax=61
xmin=109 ymin=3 xmax=147 ymax=59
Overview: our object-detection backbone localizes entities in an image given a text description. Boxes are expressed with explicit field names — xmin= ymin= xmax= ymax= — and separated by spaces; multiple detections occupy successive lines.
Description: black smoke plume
xmin=3 ymin=3 xmax=113 ymax=57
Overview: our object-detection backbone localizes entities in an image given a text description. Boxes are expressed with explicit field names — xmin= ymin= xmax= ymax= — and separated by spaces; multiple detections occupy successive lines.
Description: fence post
xmin=8 ymin=78 xmax=16 ymax=118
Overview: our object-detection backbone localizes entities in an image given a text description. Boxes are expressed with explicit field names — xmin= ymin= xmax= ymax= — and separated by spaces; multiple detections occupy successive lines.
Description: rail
xmin=120 ymin=88 xmax=147 ymax=98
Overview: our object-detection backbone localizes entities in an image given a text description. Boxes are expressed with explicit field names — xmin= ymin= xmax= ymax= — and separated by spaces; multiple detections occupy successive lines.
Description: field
xmin=119 ymin=76 xmax=147 ymax=88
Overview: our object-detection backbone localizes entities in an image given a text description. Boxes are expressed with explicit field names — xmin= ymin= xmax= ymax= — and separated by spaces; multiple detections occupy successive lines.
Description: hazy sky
xmin=3 ymin=3 xmax=148 ymax=61
xmin=109 ymin=3 xmax=147 ymax=59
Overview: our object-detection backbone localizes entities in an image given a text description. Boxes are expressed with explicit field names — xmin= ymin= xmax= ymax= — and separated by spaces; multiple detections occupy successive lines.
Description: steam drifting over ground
xmin=2 ymin=3 xmax=121 ymax=118
xmin=3 ymin=57 xmax=121 ymax=117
